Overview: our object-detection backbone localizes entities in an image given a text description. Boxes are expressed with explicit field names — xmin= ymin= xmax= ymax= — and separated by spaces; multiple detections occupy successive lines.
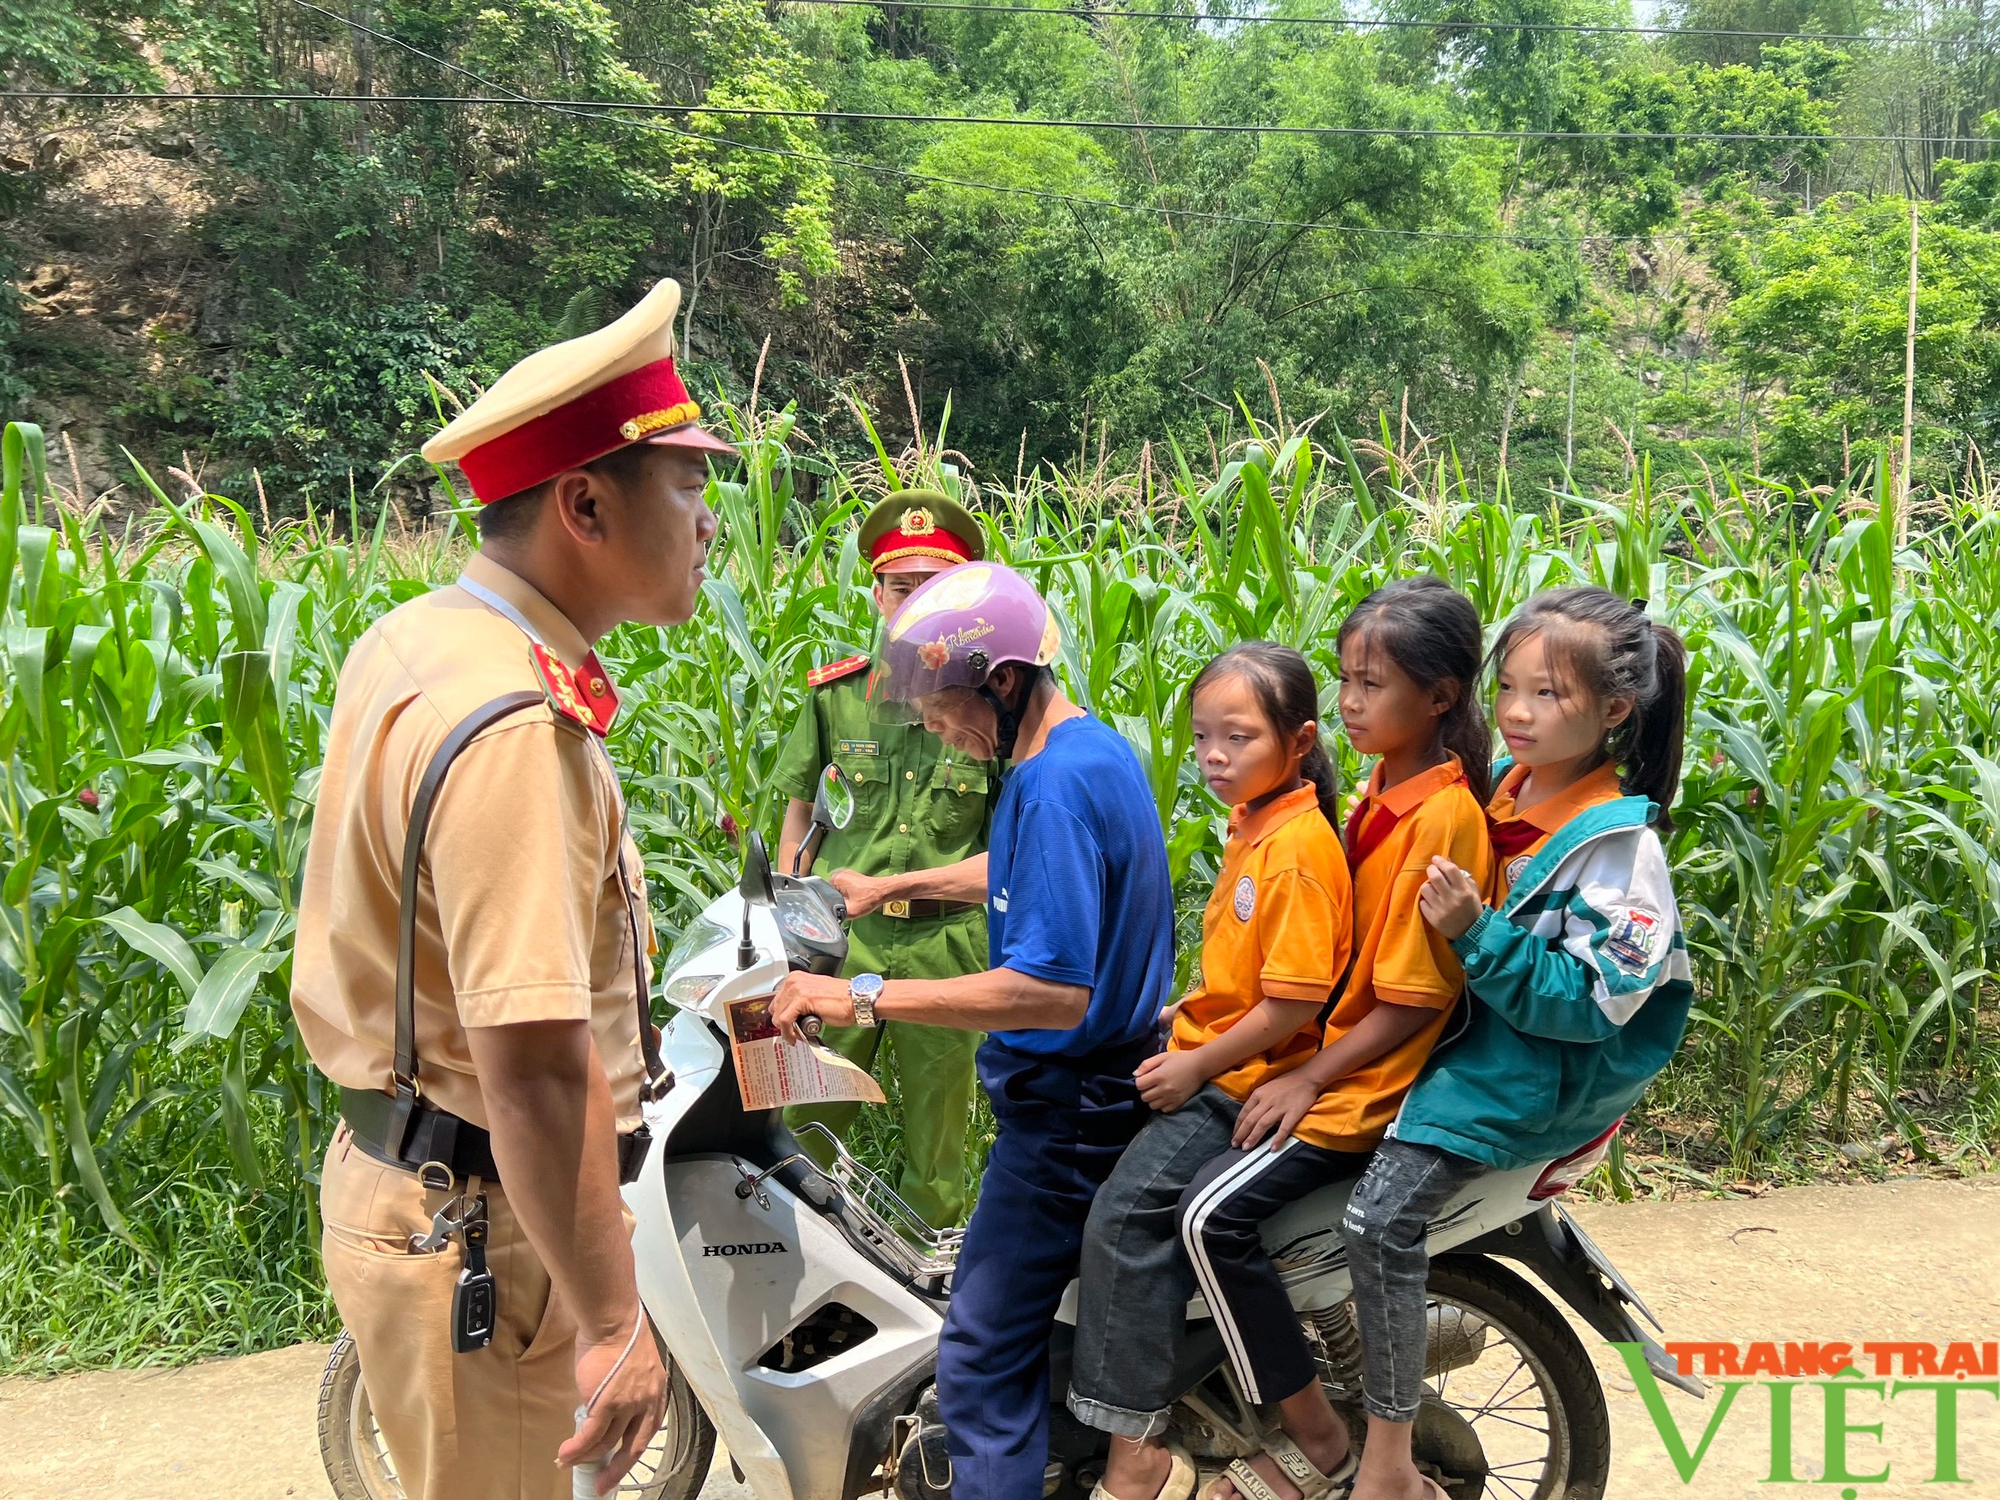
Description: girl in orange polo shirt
xmin=1178 ymin=577 xmax=1494 ymax=1500
xmin=1069 ymin=642 xmax=1352 ymax=1500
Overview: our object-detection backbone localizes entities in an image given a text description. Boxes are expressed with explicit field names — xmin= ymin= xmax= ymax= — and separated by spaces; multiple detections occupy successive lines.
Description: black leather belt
xmin=879 ymin=898 xmax=978 ymax=920
xmin=342 ymin=1084 xmax=652 ymax=1186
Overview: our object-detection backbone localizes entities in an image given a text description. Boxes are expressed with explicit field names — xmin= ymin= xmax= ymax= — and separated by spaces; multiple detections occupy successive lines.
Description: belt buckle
xmin=884 ymin=899 xmax=910 ymax=919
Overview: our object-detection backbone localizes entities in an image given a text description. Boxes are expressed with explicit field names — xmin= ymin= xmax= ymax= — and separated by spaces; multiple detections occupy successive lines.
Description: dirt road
xmin=5 ymin=1176 xmax=1997 ymax=1499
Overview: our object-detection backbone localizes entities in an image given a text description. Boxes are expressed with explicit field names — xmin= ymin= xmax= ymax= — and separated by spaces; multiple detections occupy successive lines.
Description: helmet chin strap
xmin=976 ymin=673 xmax=1035 ymax=763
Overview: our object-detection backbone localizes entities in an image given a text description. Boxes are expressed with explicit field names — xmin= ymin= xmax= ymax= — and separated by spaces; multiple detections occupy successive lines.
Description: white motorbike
xmin=322 ymin=764 xmax=1699 ymax=1500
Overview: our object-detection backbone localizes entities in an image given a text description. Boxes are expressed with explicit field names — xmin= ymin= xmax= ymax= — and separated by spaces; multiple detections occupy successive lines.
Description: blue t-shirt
xmin=986 ymin=714 xmax=1176 ymax=1057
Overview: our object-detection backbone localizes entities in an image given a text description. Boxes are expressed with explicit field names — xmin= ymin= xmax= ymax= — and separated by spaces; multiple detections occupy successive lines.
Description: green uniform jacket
xmin=771 ymin=669 xmax=999 ymax=981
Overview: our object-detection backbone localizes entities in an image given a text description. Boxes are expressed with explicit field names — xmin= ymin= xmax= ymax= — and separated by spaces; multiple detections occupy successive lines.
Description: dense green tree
xmin=4 ymin=0 xmax=1998 ymax=496
xmin=1708 ymin=185 xmax=2000 ymax=475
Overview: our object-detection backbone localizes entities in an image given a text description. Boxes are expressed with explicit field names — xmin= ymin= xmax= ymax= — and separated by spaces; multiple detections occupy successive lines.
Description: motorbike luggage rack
xmin=792 ymin=1122 xmax=964 ymax=1286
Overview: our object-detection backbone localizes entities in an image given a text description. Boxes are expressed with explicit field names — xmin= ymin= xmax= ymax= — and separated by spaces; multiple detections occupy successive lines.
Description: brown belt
xmin=880 ymin=898 xmax=978 ymax=920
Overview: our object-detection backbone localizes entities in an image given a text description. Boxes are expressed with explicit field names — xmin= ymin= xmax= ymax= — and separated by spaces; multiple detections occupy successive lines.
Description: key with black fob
xmin=451 ymin=1194 xmax=496 ymax=1353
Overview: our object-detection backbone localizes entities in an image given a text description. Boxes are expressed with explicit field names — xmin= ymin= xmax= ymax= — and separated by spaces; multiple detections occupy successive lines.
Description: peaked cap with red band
xmin=421 ymin=279 xmax=736 ymax=504
xmin=856 ymin=489 xmax=985 ymax=576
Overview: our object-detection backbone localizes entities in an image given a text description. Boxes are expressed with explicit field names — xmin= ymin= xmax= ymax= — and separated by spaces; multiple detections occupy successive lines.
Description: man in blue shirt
xmin=774 ymin=561 xmax=1175 ymax=1500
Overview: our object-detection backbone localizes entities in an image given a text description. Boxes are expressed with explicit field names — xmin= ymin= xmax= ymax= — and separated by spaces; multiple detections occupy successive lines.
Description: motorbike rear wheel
xmin=317 ymin=1326 xmax=718 ymax=1500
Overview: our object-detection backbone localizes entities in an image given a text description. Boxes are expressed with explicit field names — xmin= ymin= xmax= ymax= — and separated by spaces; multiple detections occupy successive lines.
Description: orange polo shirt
xmin=1171 ymin=785 xmax=1354 ymax=1102
xmin=1487 ymin=761 xmax=1625 ymax=900
xmin=1293 ymin=756 xmax=1494 ymax=1151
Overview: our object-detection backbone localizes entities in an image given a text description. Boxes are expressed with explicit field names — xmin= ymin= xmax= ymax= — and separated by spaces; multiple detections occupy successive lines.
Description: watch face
xmin=852 ymin=973 xmax=884 ymax=998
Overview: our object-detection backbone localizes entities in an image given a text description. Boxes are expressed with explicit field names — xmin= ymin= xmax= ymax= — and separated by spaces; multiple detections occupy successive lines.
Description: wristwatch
xmin=848 ymin=972 xmax=884 ymax=1028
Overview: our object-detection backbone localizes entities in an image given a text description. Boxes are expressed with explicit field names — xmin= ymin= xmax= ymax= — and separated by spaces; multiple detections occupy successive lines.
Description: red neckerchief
xmin=1344 ymin=797 xmax=1400 ymax=874
xmin=1488 ymin=815 xmax=1544 ymax=861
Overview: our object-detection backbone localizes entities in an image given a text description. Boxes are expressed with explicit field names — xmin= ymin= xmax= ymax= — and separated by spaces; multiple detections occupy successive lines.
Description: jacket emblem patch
xmin=1233 ymin=875 xmax=1256 ymax=922
xmin=1604 ymin=909 xmax=1661 ymax=973
xmin=1506 ymin=853 xmax=1533 ymax=888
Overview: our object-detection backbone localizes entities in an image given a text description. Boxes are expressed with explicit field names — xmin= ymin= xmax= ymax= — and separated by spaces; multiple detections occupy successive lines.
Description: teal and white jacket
xmin=1390 ymin=788 xmax=1694 ymax=1171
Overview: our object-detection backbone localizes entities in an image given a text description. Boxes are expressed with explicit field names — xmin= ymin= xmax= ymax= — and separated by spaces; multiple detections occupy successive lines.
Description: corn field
xmin=4 ymin=401 xmax=1999 ymax=1307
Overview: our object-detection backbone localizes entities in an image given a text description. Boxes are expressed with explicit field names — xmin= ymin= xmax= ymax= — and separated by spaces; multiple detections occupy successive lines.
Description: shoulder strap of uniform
xmin=807 ymin=653 xmax=871 ymax=689
xmin=389 ymin=693 xmax=671 ymax=1154
xmin=389 ymin=692 xmax=544 ymax=1150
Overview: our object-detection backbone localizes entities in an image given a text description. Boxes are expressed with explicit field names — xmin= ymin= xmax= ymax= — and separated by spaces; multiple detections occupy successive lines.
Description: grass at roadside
xmin=0 ymin=1174 xmax=333 ymax=1377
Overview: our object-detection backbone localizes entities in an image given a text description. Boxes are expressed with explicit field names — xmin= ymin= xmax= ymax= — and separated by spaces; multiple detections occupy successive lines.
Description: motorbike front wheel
xmin=1381 ymin=1256 xmax=1613 ymax=1500
xmin=317 ymin=1326 xmax=718 ymax=1500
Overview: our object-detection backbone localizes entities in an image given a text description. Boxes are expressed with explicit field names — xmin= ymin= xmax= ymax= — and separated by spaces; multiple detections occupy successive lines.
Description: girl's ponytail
xmin=1336 ymin=576 xmax=1493 ymax=804
xmin=1300 ymin=738 xmax=1343 ymax=831
xmin=1190 ymin=641 xmax=1342 ymax=833
xmin=1623 ymin=621 xmax=1688 ymax=828
xmin=1492 ymin=588 xmax=1690 ymax=831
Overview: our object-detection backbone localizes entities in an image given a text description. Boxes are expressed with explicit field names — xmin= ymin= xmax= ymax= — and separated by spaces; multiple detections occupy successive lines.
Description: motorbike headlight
xmin=665 ymin=973 xmax=723 ymax=1005
xmin=661 ymin=916 xmax=733 ymax=980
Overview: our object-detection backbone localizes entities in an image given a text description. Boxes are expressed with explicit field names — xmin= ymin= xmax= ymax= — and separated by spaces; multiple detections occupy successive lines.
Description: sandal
xmin=1213 ymin=1431 xmax=1356 ymax=1500
xmin=1090 ymin=1437 xmax=1197 ymax=1500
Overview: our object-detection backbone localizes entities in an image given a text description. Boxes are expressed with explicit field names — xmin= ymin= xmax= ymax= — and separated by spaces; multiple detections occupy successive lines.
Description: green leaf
xmin=182 ymin=943 xmax=289 ymax=1040
xmin=218 ymin=1027 xmax=267 ymax=1191
xmin=56 ymin=1013 xmax=136 ymax=1245
xmin=219 ymin=649 xmax=295 ymax=817
xmin=98 ymin=906 xmax=206 ymax=1000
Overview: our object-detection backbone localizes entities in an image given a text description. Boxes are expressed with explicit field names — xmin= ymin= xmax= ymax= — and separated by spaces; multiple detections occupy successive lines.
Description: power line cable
xmin=7 ymin=83 xmax=1829 ymax=250
xmin=8 ymin=90 xmax=1990 ymax=148
xmin=776 ymin=0 xmax=1979 ymax=48
xmin=277 ymin=0 xmax=1668 ymax=248
xmin=0 ymin=0 xmax=1880 ymax=256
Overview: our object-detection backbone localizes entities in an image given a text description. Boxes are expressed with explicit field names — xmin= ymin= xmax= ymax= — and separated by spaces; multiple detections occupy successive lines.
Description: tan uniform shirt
xmin=292 ymin=552 xmax=649 ymax=1132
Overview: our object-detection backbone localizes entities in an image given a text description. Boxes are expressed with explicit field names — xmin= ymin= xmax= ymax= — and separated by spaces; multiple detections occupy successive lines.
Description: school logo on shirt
xmin=1233 ymin=875 xmax=1256 ymax=922
xmin=1605 ymin=908 xmax=1661 ymax=973
xmin=1507 ymin=853 xmax=1533 ymax=889
xmin=994 ymin=888 xmax=1009 ymax=913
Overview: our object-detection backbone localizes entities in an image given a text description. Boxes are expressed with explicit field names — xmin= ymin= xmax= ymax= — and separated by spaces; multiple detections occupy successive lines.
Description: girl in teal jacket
xmin=1338 ymin=586 xmax=1693 ymax=1500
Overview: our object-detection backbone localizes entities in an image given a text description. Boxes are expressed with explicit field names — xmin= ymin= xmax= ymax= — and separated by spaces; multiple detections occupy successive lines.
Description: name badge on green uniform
xmin=836 ymin=739 xmax=881 ymax=756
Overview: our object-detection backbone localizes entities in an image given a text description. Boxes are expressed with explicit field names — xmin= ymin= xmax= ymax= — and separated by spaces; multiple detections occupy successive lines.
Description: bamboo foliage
xmin=3 ymin=406 xmax=1997 ymax=1245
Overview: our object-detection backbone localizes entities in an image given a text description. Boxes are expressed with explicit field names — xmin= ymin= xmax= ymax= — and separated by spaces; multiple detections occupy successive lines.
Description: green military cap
xmin=858 ymin=489 xmax=985 ymax=575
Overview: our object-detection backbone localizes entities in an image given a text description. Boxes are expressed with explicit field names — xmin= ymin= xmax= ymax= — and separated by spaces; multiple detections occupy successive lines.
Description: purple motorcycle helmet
xmin=870 ymin=560 xmax=1063 ymax=758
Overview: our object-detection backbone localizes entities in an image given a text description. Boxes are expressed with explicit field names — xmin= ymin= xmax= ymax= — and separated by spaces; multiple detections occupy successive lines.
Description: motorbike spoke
xmin=1483 ymin=1468 xmax=1541 ymax=1500
xmin=1461 ymin=1353 xmax=1534 ymax=1417
xmin=1460 ymin=1407 xmax=1553 ymax=1438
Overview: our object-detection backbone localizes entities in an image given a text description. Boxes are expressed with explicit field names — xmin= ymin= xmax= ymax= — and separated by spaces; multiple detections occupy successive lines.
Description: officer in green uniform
xmin=773 ymin=490 xmax=999 ymax=1227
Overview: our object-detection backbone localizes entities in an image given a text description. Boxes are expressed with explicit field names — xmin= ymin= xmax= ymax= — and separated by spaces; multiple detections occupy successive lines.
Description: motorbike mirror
xmin=816 ymin=763 xmax=856 ymax=831
xmin=740 ymin=832 xmax=777 ymax=907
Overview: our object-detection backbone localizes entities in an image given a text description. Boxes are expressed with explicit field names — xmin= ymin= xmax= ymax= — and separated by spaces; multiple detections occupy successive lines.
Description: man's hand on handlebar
xmin=826 ymin=869 xmax=889 ymax=917
xmin=772 ymin=971 xmax=857 ymax=1042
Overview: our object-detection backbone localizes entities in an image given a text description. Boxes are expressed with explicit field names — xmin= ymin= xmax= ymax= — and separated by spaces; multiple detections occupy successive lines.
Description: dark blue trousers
xmin=936 ymin=1036 xmax=1153 ymax=1500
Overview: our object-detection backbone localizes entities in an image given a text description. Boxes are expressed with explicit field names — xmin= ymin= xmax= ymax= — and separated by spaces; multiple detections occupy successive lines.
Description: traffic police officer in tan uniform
xmin=773 ymin=492 xmax=998 ymax=1226
xmin=291 ymin=279 xmax=730 ymax=1499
